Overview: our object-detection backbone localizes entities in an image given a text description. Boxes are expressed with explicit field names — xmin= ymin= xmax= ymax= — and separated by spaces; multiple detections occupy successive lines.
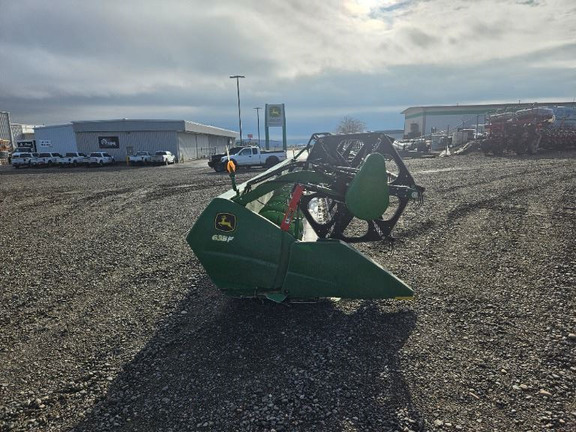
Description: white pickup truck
xmin=128 ymin=151 xmax=152 ymax=165
xmin=34 ymin=152 xmax=64 ymax=167
xmin=151 ymin=150 xmax=176 ymax=165
xmin=89 ymin=152 xmax=115 ymax=166
xmin=11 ymin=152 xmax=37 ymax=168
xmin=61 ymin=152 xmax=89 ymax=167
xmin=218 ymin=146 xmax=286 ymax=171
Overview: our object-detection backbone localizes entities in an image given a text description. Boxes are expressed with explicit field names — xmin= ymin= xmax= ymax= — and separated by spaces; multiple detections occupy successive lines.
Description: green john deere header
xmin=187 ymin=132 xmax=424 ymax=302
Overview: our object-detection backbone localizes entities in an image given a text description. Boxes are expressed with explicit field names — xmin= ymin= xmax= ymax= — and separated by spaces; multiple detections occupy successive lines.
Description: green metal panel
xmin=186 ymin=198 xmax=296 ymax=296
xmin=233 ymin=170 xmax=332 ymax=206
xmin=345 ymin=153 xmax=389 ymax=220
xmin=283 ymin=240 xmax=413 ymax=299
xmin=187 ymin=197 xmax=413 ymax=300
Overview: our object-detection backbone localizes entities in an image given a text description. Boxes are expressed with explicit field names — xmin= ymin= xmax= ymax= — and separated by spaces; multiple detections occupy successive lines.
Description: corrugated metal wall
xmin=178 ymin=133 xmax=203 ymax=161
xmin=34 ymin=125 xmax=78 ymax=154
xmin=207 ymin=135 xmax=231 ymax=158
xmin=405 ymin=113 xmax=485 ymax=137
xmin=75 ymin=131 xmax=178 ymax=161
xmin=177 ymin=133 xmax=233 ymax=160
xmin=425 ymin=114 xmax=485 ymax=135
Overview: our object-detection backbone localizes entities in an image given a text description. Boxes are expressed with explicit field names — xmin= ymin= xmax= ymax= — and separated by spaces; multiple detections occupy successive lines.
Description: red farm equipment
xmin=482 ymin=106 xmax=576 ymax=155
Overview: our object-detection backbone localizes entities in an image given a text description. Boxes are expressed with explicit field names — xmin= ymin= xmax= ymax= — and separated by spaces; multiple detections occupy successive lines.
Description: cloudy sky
xmin=1 ymin=0 xmax=575 ymax=142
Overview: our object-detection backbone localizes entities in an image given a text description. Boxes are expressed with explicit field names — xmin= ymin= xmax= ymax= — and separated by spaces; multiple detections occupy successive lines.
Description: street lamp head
xmin=230 ymin=75 xmax=245 ymax=79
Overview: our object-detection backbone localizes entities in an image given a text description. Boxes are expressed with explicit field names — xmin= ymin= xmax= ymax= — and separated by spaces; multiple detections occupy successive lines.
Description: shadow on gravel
xmin=72 ymin=286 xmax=421 ymax=431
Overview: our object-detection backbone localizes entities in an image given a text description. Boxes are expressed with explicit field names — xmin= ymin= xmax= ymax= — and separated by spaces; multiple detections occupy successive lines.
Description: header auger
xmin=186 ymin=132 xmax=424 ymax=303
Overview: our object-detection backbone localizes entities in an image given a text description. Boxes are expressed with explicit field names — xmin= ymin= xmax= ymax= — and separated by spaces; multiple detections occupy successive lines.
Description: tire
xmin=265 ymin=156 xmax=279 ymax=168
xmin=214 ymin=162 xmax=225 ymax=173
xmin=527 ymin=137 xmax=540 ymax=155
xmin=99 ymin=160 xmax=103 ymax=166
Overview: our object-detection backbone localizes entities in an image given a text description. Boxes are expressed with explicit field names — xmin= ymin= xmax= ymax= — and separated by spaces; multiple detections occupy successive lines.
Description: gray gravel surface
xmin=0 ymin=153 xmax=574 ymax=432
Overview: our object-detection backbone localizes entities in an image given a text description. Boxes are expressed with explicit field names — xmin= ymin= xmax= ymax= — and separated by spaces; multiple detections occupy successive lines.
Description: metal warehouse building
xmin=73 ymin=119 xmax=237 ymax=162
xmin=34 ymin=124 xmax=77 ymax=154
xmin=402 ymin=101 xmax=574 ymax=138
xmin=35 ymin=119 xmax=238 ymax=161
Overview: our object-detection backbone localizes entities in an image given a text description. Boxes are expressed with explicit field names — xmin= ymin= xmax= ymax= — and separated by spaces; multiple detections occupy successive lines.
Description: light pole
xmin=476 ymin=114 xmax=480 ymax=136
xmin=254 ymin=107 xmax=262 ymax=147
xmin=230 ymin=75 xmax=245 ymax=145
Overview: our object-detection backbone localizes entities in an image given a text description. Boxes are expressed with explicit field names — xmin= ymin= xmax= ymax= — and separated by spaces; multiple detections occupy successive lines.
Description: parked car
xmin=89 ymin=152 xmax=115 ymax=166
xmin=11 ymin=152 xmax=36 ymax=168
xmin=34 ymin=152 xmax=64 ymax=167
xmin=151 ymin=151 xmax=176 ymax=165
xmin=128 ymin=151 xmax=152 ymax=165
xmin=61 ymin=152 xmax=89 ymax=167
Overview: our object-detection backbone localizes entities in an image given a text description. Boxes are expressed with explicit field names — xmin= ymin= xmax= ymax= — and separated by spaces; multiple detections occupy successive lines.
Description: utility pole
xmin=229 ymin=75 xmax=245 ymax=145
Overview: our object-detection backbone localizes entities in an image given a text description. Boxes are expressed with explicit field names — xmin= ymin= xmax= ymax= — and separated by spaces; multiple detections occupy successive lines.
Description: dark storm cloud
xmin=1 ymin=0 xmax=575 ymax=140
xmin=404 ymin=28 xmax=438 ymax=49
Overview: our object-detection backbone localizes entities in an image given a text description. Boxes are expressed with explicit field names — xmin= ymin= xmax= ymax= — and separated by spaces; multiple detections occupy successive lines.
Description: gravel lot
xmin=1 ymin=152 xmax=574 ymax=432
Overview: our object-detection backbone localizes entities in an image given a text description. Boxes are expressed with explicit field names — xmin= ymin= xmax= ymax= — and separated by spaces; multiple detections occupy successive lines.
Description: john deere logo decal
xmin=215 ymin=213 xmax=236 ymax=232
xmin=270 ymin=106 xmax=281 ymax=117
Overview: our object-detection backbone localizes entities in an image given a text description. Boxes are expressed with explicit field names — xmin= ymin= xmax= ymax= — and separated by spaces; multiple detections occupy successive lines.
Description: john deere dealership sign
xmin=98 ymin=136 xmax=119 ymax=149
xmin=264 ymin=103 xmax=287 ymax=151
xmin=266 ymin=104 xmax=284 ymax=127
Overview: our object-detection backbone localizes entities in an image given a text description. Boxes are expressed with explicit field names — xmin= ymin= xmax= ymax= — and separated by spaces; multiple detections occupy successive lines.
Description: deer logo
xmin=215 ymin=213 xmax=236 ymax=232
xmin=269 ymin=106 xmax=281 ymax=117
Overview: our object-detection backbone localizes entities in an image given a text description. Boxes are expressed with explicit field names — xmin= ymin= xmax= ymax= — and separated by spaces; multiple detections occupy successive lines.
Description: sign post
xmin=265 ymin=104 xmax=287 ymax=150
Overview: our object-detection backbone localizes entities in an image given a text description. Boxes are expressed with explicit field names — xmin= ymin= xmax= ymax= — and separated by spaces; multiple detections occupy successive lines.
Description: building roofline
xmin=401 ymin=101 xmax=576 ymax=114
xmin=183 ymin=120 xmax=237 ymax=136
xmin=65 ymin=118 xmax=237 ymax=137
xmin=70 ymin=118 xmax=179 ymax=124
xmin=35 ymin=123 xmax=72 ymax=129
xmin=69 ymin=119 xmax=233 ymax=129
